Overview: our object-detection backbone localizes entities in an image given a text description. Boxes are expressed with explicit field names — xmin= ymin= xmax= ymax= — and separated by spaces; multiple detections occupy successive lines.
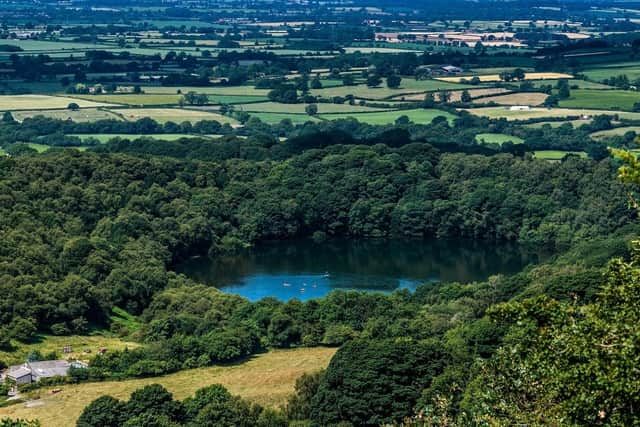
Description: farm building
xmin=441 ymin=65 xmax=463 ymax=74
xmin=1 ymin=360 xmax=87 ymax=385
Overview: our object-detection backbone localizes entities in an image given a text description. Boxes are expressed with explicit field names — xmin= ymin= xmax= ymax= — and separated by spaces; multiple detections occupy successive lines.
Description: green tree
xmin=76 ymin=396 xmax=127 ymax=427
xmin=460 ymin=90 xmax=472 ymax=103
xmin=366 ymin=74 xmax=382 ymax=88
xmin=386 ymin=74 xmax=402 ymax=89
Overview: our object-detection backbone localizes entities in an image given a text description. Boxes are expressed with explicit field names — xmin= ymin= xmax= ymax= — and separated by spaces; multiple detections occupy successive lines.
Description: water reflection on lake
xmin=177 ymin=238 xmax=542 ymax=301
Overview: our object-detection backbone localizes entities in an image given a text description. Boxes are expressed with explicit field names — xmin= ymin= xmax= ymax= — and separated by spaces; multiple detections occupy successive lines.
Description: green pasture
xmin=236 ymin=101 xmax=388 ymax=114
xmin=559 ymin=89 xmax=640 ymax=111
xmin=590 ymin=126 xmax=640 ymax=139
xmin=69 ymin=133 xmax=217 ymax=142
xmin=248 ymin=112 xmax=321 ymax=124
xmin=533 ymin=150 xmax=588 ymax=160
xmin=475 ymin=133 xmax=524 ymax=145
xmin=311 ymin=80 xmax=475 ymax=100
xmin=320 ymin=108 xmax=455 ymax=125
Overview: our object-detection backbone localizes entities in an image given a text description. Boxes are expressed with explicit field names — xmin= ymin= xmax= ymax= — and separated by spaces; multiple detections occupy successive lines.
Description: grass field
xmin=475 ymin=133 xmax=524 ymax=144
xmin=0 ymin=347 xmax=337 ymax=427
xmin=143 ymin=86 xmax=271 ymax=97
xmin=525 ymin=119 xmax=593 ymax=128
xmin=0 ymin=334 xmax=140 ymax=365
xmin=437 ymin=72 xmax=573 ymax=83
xmin=464 ymin=106 xmax=640 ymax=121
xmin=394 ymin=87 xmax=508 ymax=102
xmin=479 ymin=92 xmax=549 ymax=106
xmin=533 ymin=150 xmax=587 ymax=160
xmin=321 ymin=108 xmax=455 ymax=125
xmin=530 ymin=79 xmax=613 ymax=90
xmin=311 ymin=80 xmax=474 ymax=100
xmin=236 ymin=101 xmax=387 ymax=114
xmin=113 ymin=108 xmax=239 ymax=124
xmin=582 ymin=64 xmax=640 ymax=82
xmin=69 ymin=94 xmax=182 ymax=106
xmin=248 ymin=112 xmax=321 ymax=124
xmin=590 ymin=126 xmax=640 ymax=139
xmin=70 ymin=133 xmax=217 ymax=142
xmin=559 ymin=89 xmax=640 ymax=111
xmin=12 ymin=109 xmax=122 ymax=123
xmin=0 ymin=95 xmax=114 ymax=110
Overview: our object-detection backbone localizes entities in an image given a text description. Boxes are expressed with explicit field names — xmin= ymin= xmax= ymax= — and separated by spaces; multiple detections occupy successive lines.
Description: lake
xmin=177 ymin=238 xmax=542 ymax=301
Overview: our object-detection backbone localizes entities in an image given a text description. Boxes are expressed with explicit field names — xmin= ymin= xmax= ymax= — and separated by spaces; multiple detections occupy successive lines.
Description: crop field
xmin=208 ymin=95 xmax=269 ymax=104
xmin=69 ymin=94 xmax=182 ymax=106
xmin=11 ymin=108 xmax=122 ymax=123
xmin=590 ymin=126 xmax=640 ymax=139
xmin=475 ymin=133 xmax=524 ymax=144
xmin=0 ymin=347 xmax=337 ymax=427
xmin=236 ymin=101 xmax=388 ymax=114
xmin=464 ymin=106 xmax=640 ymax=121
xmin=559 ymin=89 xmax=640 ymax=111
xmin=321 ymin=108 xmax=455 ymax=125
xmin=114 ymin=108 xmax=239 ymax=124
xmin=533 ymin=150 xmax=587 ymax=160
xmin=0 ymin=95 xmax=114 ymax=110
xmin=436 ymin=72 xmax=574 ymax=83
xmin=479 ymin=92 xmax=549 ymax=106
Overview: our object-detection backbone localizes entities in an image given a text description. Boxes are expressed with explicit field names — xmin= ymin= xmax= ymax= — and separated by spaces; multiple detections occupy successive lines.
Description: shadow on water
xmin=177 ymin=238 xmax=545 ymax=301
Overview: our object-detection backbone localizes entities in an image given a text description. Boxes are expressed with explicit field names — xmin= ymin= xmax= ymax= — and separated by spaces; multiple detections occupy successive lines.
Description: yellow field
xmin=0 ymin=347 xmax=336 ymax=427
xmin=479 ymin=92 xmax=550 ymax=106
xmin=437 ymin=72 xmax=574 ymax=83
xmin=113 ymin=108 xmax=239 ymax=124
xmin=0 ymin=95 xmax=115 ymax=111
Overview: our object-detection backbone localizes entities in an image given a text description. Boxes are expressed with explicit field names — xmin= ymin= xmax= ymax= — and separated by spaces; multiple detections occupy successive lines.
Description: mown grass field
xmin=464 ymin=106 xmax=640 ymax=121
xmin=533 ymin=150 xmax=587 ymax=160
xmin=479 ymin=92 xmax=549 ymax=106
xmin=530 ymin=79 xmax=613 ymax=90
xmin=524 ymin=119 xmax=593 ymax=128
xmin=475 ymin=133 xmax=524 ymax=144
xmin=582 ymin=63 xmax=640 ymax=82
xmin=321 ymin=108 xmax=455 ymax=125
xmin=0 ymin=95 xmax=114 ymax=110
xmin=559 ymin=89 xmax=640 ymax=111
xmin=394 ymin=87 xmax=508 ymax=102
xmin=114 ymin=108 xmax=238 ymax=124
xmin=69 ymin=94 xmax=182 ymax=106
xmin=12 ymin=109 xmax=122 ymax=123
xmin=0 ymin=347 xmax=337 ymax=427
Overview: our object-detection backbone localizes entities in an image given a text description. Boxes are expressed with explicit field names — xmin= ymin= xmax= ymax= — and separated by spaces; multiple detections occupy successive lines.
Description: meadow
xmin=479 ymin=92 xmax=549 ymax=106
xmin=310 ymin=80 xmax=474 ymax=100
xmin=532 ymin=150 xmax=588 ymax=160
xmin=69 ymin=94 xmax=183 ymax=106
xmin=248 ymin=112 xmax=321 ymax=124
xmin=69 ymin=133 xmax=219 ymax=142
xmin=11 ymin=109 xmax=122 ymax=122
xmin=320 ymin=108 xmax=455 ymax=125
xmin=590 ymin=126 xmax=640 ymax=139
xmin=475 ymin=133 xmax=524 ymax=144
xmin=0 ymin=347 xmax=337 ymax=427
xmin=559 ymin=89 xmax=640 ymax=111
xmin=582 ymin=63 xmax=640 ymax=82
xmin=464 ymin=106 xmax=640 ymax=121
xmin=0 ymin=95 xmax=114 ymax=110
xmin=237 ymin=101 xmax=387 ymax=114
xmin=113 ymin=108 xmax=239 ymax=124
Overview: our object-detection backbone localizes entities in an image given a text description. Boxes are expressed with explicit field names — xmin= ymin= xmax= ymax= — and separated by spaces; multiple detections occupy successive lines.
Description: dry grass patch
xmin=0 ymin=95 xmax=115 ymax=110
xmin=436 ymin=72 xmax=573 ymax=83
xmin=113 ymin=108 xmax=239 ymax=124
xmin=478 ymin=92 xmax=549 ymax=106
xmin=395 ymin=87 xmax=509 ymax=102
xmin=0 ymin=347 xmax=337 ymax=427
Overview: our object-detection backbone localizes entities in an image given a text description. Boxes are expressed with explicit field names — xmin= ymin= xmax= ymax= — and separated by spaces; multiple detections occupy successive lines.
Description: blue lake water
xmin=177 ymin=238 xmax=542 ymax=301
